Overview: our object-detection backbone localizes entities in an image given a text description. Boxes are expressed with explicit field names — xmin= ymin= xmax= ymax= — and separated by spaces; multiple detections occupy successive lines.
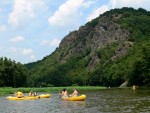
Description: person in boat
xmin=14 ymin=90 xmax=18 ymax=96
xmin=33 ymin=92 xmax=37 ymax=96
xmin=29 ymin=90 xmax=37 ymax=96
xmin=70 ymin=88 xmax=78 ymax=97
xmin=59 ymin=88 xmax=68 ymax=98
xmin=15 ymin=90 xmax=24 ymax=98
xmin=29 ymin=90 xmax=33 ymax=96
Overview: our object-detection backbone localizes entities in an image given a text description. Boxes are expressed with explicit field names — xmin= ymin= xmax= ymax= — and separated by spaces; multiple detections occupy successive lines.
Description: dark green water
xmin=0 ymin=88 xmax=149 ymax=113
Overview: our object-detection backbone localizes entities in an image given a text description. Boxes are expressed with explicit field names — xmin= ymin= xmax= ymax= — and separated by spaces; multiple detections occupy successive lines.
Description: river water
xmin=0 ymin=88 xmax=149 ymax=113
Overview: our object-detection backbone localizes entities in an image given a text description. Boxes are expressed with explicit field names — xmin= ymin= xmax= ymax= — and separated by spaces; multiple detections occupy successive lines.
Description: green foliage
xmin=0 ymin=86 xmax=107 ymax=95
xmin=86 ymin=17 xmax=99 ymax=27
xmin=0 ymin=57 xmax=29 ymax=87
xmin=47 ymin=84 xmax=54 ymax=87
xmin=127 ymin=41 xmax=150 ymax=86
xmin=96 ymin=43 xmax=118 ymax=62
xmin=94 ymin=7 xmax=150 ymax=86
xmin=104 ymin=39 xmax=150 ymax=86
xmin=71 ymin=83 xmax=79 ymax=86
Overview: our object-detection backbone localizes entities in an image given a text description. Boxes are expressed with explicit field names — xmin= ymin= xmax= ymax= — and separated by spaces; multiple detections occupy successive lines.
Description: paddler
xmin=59 ymin=88 xmax=68 ymax=98
xmin=15 ymin=90 xmax=24 ymax=98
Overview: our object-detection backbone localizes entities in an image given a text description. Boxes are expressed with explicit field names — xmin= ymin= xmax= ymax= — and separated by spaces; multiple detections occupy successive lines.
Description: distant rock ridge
xmin=58 ymin=16 xmax=130 ymax=68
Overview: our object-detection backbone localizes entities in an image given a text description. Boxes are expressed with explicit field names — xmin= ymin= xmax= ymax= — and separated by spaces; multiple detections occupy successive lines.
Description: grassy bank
xmin=0 ymin=86 xmax=107 ymax=95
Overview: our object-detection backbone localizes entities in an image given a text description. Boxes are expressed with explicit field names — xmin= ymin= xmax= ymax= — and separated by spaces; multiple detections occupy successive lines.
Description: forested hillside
xmin=25 ymin=7 xmax=149 ymax=87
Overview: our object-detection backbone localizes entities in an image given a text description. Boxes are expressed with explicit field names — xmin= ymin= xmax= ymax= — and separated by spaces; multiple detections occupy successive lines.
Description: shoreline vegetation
xmin=0 ymin=86 xmax=107 ymax=95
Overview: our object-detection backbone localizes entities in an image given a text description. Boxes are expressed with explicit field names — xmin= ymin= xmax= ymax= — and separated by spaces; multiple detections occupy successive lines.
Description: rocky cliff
xmin=56 ymin=15 xmax=130 ymax=68
xmin=26 ymin=7 xmax=150 ymax=87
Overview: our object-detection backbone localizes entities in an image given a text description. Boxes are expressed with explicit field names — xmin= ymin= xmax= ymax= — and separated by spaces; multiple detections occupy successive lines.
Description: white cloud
xmin=9 ymin=47 xmax=33 ymax=55
xmin=8 ymin=0 xmax=48 ymax=27
xmin=9 ymin=47 xmax=18 ymax=52
xmin=21 ymin=48 xmax=36 ymax=60
xmin=40 ymin=40 xmax=49 ymax=46
xmin=109 ymin=0 xmax=150 ymax=10
xmin=30 ymin=55 xmax=36 ymax=60
xmin=9 ymin=47 xmax=36 ymax=60
xmin=48 ymin=0 xmax=84 ymax=28
xmin=9 ymin=47 xmax=34 ymax=56
xmin=22 ymin=48 xmax=33 ymax=56
xmin=86 ymin=0 xmax=150 ymax=22
xmin=9 ymin=36 xmax=24 ymax=43
xmin=83 ymin=0 xmax=97 ymax=8
xmin=50 ymin=38 xmax=61 ymax=47
xmin=86 ymin=5 xmax=109 ymax=21
xmin=0 ymin=25 xmax=7 ymax=32
xmin=40 ymin=38 xmax=61 ymax=47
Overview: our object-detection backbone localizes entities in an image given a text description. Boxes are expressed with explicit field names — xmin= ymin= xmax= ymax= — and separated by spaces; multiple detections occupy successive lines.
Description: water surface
xmin=0 ymin=88 xmax=149 ymax=113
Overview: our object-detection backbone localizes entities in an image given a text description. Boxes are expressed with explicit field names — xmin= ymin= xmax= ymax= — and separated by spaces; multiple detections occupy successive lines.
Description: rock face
xmin=58 ymin=16 xmax=130 ymax=69
xmin=119 ymin=81 xmax=128 ymax=88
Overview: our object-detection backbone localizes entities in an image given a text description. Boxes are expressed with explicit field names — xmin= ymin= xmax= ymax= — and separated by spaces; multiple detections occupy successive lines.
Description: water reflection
xmin=62 ymin=100 xmax=86 ymax=107
xmin=0 ymin=88 xmax=150 ymax=113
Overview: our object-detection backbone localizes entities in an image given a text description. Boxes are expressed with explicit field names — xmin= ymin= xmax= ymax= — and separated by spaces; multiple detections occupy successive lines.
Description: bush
xmin=39 ymin=82 xmax=47 ymax=87
xmin=47 ymin=84 xmax=54 ymax=87
xmin=71 ymin=83 xmax=79 ymax=86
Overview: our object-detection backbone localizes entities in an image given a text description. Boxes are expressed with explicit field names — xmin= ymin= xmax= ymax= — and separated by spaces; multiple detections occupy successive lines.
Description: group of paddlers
xmin=14 ymin=88 xmax=78 ymax=98
xmin=14 ymin=90 xmax=37 ymax=98
xmin=59 ymin=88 xmax=78 ymax=98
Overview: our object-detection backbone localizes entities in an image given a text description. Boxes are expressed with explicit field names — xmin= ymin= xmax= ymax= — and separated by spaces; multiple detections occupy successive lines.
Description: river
xmin=0 ymin=88 xmax=150 ymax=113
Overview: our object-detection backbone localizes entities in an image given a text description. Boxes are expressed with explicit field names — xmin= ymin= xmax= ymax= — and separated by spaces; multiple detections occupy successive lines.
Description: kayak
xmin=62 ymin=94 xmax=86 ymax=101
xmin=39 ymin=94 xmax=51 ymax=98
xmin=7 ymin=94 xmax=51 ymax=100
xmin=7 ymin=96 xmax=39 ymax=100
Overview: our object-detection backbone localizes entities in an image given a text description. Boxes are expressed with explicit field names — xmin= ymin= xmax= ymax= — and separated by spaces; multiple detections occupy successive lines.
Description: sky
xmin=0 ymin=0 xmax=150 ymax=64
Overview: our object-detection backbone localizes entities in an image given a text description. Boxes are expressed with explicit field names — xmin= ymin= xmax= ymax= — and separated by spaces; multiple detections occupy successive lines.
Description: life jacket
xmin=17 ymin=91 xmax=23 ymax=98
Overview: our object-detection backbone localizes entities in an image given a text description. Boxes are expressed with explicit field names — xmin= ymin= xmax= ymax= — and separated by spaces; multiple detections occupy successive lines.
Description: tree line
xmin=0 ymin=57 xmax=29 ymax=87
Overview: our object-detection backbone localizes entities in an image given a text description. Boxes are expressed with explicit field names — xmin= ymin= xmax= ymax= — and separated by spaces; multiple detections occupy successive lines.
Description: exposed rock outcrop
xmin=58 ymin=16 xmax=130 ymax=69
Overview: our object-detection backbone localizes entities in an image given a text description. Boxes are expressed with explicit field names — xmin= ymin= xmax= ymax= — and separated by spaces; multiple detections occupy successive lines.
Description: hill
xmin=26 ymin=7 xmax=150 ymax=87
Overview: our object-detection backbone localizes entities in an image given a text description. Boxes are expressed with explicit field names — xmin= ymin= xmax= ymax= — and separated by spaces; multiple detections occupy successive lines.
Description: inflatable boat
xmin=62 ymin=94 xmax=86 ymax=101
xmin=7 ymin=94 xmax=51 ymax=100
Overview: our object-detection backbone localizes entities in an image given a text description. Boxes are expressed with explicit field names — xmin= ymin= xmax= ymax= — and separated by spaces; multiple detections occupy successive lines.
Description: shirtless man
xmin=59 ymin=88 xmax=68 ymax=98
xmin=70 ymin=88 xmax=78 ymax=97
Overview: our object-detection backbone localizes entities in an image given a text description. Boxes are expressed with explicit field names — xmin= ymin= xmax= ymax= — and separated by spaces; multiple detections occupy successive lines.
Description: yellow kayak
xmin=7 ymin=96 xmax=39 ymax=100
xmin=7 ymin=94 xmax=51 ymax=100
xmin=62 ymin=95 xmax=86 ymax=101
xmin=39 ymin=94 xmax=51 ymax=98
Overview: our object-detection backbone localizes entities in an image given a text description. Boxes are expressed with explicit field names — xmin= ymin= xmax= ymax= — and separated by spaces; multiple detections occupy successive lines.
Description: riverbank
xmin=0 ymin=86 xmax=107 ymax=95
